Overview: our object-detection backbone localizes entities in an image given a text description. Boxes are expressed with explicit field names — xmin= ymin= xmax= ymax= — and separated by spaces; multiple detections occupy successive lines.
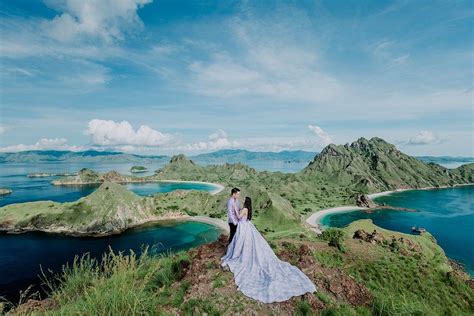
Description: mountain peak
xmin=301 ymin=137 xmax=468 ymax=191
xmin=169 ymin=154 xmax=195 ymax=165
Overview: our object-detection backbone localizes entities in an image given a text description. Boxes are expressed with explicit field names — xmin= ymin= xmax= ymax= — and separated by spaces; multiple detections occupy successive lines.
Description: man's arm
xmin=227 ymin=199 xmax=236 ymax=221
xmin=228 ymin=199 xmax=239 ymax=222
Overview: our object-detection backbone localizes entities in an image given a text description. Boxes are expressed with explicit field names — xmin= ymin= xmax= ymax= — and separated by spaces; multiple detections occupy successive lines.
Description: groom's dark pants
xmin=228 ymin=223 xmax=237 ymax=245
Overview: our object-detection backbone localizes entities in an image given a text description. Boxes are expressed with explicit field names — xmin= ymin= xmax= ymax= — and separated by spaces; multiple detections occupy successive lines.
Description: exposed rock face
xmin=353 ymin=229 xmax=421 ymax=255
xmin=353 ymin=229 xmax=384 ymax=244
xmin=356 ymin=194 xmax=377 ymax=208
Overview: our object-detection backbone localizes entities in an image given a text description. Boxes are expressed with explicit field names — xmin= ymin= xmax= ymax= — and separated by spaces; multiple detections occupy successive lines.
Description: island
xmin=0 ymin=188 xmax=12 ymax=196
xmin=27 ymin=172 xmax=78 ymax=178
xmin=2 ymin=137 xmax=474 ymax=315
xmin=130 ymin=165 xmax=147 ymax=173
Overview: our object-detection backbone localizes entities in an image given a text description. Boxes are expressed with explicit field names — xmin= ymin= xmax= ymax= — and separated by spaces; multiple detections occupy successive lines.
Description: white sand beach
xmin=305 ymin=183 xmax=474 ymax=234
xmin=158 ymin=180 xmax=225 ymax=195
xmin=305 ymin=206 xmax=367 ymax=234
xmin=187 ymin=216 xmax=230 ymax=233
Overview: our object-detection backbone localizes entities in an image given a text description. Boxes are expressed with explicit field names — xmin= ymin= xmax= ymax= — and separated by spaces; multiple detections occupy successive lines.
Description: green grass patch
xmin=38 ymin=246 xmax=191 ymax=315
xmin=314 ymin=249 xmax=345 ymax=268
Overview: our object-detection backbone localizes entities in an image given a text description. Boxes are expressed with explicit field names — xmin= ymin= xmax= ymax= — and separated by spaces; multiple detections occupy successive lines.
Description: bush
xmin=319 ymin=228 xmax=346 ymax=252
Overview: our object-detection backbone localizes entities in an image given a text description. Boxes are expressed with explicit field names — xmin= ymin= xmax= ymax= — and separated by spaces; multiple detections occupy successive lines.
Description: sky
xmin=0 ymin=0 xmax=473 ymax=156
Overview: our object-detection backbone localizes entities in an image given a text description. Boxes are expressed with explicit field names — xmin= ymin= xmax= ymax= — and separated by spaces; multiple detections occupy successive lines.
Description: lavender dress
xmin=220 ymin=212 xmax=317 ymax=303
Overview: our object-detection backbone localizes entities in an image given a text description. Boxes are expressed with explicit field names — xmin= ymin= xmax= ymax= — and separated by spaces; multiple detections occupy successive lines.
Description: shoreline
xmin=156 ymin=180 xmax=225 ymax=195
xmin=1 ymin=213 xmax=229 ymax=238
xmin=52 ymin=179 xmax=225 ymax=195
xmin=305 ymin=183 xmax=474 ymax=234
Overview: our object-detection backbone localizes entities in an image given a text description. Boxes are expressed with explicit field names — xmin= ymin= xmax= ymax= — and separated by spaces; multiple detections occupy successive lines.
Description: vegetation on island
xmin=1 ymin=137 xmax=473 ymax=314
xmin=130 ymin=165 xmax=148 ymax=173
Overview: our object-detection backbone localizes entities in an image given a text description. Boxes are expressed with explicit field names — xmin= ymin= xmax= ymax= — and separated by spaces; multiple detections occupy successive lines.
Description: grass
xmin=341 ymin=220 xmax=474 ymax=315
xmin=181 ymin=298 xmax=220 ymax=315
xmin=314 ymin=249 xmax=345 ymax=268
xmin=295 ymin=299 xmax=313 ymax=316
xmin=35 ymin=246 xmax=191 ymax=315
xmin=320 ymin=305 xmax=371 ymax=316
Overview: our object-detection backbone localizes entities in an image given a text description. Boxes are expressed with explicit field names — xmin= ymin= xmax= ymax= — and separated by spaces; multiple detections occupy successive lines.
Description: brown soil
xmin=174 ymin=234 xmax=372 ymax=314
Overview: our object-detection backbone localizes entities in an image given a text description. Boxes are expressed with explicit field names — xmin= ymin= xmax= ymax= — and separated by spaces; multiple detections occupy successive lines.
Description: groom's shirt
xmin=227 ymin=197 xmax=240 ymax=225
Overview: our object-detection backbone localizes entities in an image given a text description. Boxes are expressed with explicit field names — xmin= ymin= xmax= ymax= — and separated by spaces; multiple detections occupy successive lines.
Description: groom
xmin=227 ymin=187 xmax=240 ymax=245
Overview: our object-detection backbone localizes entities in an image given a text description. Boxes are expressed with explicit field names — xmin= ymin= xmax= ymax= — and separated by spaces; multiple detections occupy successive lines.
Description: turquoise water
xmin=0 ymin=163 xmax=218 ymax=207
xmin=0 ymin=220 xmax=222 ymax=302
xmin=125 ymin=181 xmax=218 ymax=196
xmin=322 ymin=185 xmax=474 ymax=275
xmin=0 ymin=162 xmax=223 ymax=303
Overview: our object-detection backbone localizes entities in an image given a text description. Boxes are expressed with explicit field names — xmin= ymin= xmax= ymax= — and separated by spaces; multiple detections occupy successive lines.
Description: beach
xmin=157 ymin=180 xmax=225 ymax=195
xmin=305 ymin=206 xmax=368 ymax=234
xmin=187 ymin=216 xmax=230 ymax=233
xmin=305 ymin=183 xmax=474 ymax=234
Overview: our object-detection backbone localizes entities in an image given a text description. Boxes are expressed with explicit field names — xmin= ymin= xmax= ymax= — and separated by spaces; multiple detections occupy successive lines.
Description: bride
xmin=220 ymin=197 xmax=317 ymax=303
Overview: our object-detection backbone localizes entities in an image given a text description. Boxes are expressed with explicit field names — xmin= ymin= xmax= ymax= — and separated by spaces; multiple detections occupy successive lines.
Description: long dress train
xmin=220 ymin=213 xmax=317 ymax=303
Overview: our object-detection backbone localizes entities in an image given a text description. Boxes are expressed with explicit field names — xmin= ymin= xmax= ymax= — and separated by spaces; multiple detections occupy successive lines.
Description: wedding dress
xmin=220 ymin=212 xmax=317 ymax=303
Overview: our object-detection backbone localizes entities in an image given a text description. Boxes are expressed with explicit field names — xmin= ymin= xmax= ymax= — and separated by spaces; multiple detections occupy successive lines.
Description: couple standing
xmin=220 ymin=187 xmax=317 ymax=303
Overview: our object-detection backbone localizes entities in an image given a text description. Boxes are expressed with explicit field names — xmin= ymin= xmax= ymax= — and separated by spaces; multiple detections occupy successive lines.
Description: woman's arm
xmin=237 ymin=208 xmax=247 ymax=219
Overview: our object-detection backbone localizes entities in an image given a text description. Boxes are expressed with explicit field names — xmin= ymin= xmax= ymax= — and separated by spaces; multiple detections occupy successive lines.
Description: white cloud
xmin=0 ymin=138 xmax=86 ymax=152
xmin=84 ymin=119 xmax=173 ymax=147
xmin=186 ymin=15 xmax=342 ymax=103
xmin=405 ymin=130 xmax=442 ymax=145
xmin=172 ymin=129 xmax=240 ymax=152
xmin=0 ymin=125 xmax=6 ymax=135
xmin=208 ymin=129 xmax=228 ymax=141
xmin=308 ymin=125 xmax=333 ymax=146
xmin=372 ymin=40 xmax=410 ymax=68
xmin=43 ymin=0 xmax=152 ymax=43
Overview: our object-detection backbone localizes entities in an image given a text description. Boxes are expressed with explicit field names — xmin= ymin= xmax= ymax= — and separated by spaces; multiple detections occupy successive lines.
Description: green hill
xmin=0 ymin=182 xmax=159 ymax=236
xmin=301 ymin=137 xmax=472 ymax=192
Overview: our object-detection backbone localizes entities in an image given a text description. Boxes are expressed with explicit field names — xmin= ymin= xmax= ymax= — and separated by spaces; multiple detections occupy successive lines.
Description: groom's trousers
xmin=228 ymin=223 xmax=237 ymax=245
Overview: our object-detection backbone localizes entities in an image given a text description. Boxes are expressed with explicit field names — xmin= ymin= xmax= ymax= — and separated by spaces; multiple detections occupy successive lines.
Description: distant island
xmin=130 ymin=165 xmax=147 ymax=173
xmin=27 ymin=172 xmax=78 ymax=178
xmin=0 ymin=188 xmax=12 ymax=196
xmin=1 ymin=148 xmax=471 ymax=169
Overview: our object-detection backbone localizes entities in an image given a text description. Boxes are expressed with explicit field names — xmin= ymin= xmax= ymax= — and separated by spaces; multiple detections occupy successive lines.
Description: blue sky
xmin=0 ymin=0 xmax=472 ymax=156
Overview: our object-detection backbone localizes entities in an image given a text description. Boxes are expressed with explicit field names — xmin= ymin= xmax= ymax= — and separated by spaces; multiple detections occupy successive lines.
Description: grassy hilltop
xmin=2 ymin=137 xmax=474 ymax=315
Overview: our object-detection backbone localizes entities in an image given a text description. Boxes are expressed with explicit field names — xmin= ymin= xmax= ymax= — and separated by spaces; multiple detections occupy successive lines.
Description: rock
xmin=353 ymin=229 xmax=385 ymax=244
xmin=11 ymin=298 xmax=58 ymax=314
xmin=0 ymin=188 xmax=12 ymax=195
xmin=356 ymin=194 xmax=377 ymax=208
xmin=353 ymin=229 xmax=369 ymax=241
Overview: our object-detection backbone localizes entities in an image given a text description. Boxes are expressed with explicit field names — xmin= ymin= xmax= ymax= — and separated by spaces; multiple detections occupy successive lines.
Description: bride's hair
xmin=244 ymin=197 xmax=252 ymax=221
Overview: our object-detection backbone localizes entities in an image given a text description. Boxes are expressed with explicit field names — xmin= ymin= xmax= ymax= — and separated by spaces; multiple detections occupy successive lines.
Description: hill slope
xmin=301 ymin=137 xmax=472 ymax=192
xmin=0 ymin=182 xmax=161 ymax=236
